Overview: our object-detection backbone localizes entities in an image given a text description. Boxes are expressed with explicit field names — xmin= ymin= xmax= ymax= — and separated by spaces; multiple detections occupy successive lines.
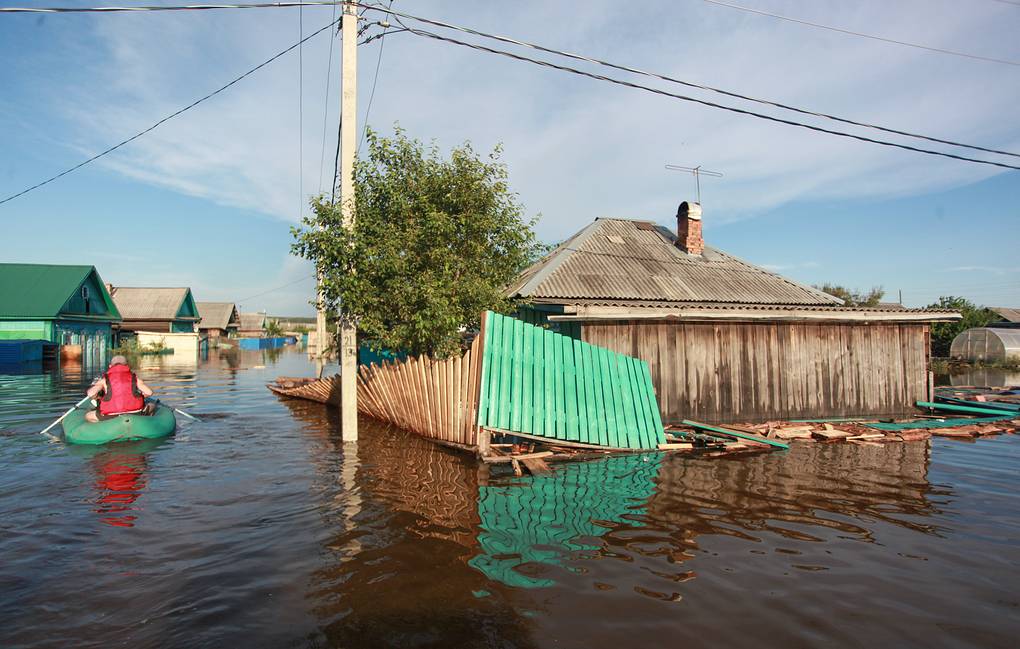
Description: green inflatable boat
xmin=62 ymin=403 xmax=177 ymax=445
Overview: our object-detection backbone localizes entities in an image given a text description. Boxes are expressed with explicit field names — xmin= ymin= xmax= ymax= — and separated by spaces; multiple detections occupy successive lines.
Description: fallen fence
xmin=476 ymin=311 xmax=666 ymax=450
xmin=355 ymin=335 xmax=484 ymax=450
xmin=272 ymin=310 xmax=667 ymax=452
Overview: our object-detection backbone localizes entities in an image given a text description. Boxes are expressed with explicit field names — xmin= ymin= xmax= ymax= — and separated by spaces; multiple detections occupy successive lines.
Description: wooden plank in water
xmin=682 ymin=420 xmax=790 ymax=449
xmin=520 ymin=456 xmax=552 ymax=475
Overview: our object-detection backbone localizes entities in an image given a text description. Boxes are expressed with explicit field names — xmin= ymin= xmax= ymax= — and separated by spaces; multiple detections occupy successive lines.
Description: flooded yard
xmin=1 ymin=349 xmax=1018 ymax=648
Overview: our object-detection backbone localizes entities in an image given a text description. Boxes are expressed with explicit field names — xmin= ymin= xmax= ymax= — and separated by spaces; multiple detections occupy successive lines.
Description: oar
xmin=154 ymin=399 xmax=202 ymax=422
xmin=39 ymin=395 xmax=92 ymax=441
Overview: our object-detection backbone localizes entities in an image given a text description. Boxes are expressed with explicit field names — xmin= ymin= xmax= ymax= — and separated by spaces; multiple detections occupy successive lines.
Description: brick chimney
xmin=676 ymin=201 xmax=704 ymax=255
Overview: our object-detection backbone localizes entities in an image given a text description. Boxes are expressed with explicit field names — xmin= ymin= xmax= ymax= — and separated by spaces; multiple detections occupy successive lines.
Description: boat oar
xmin=154 ymin=399 xmax=202 ymax=423
xmin=39 ymin=395 xmax=92 ymax=441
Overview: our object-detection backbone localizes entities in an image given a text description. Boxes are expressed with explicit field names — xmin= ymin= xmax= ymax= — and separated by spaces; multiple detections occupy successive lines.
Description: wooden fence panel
xmin=356 ymin=333 xmax=485 ymax=449
xmin=354 ymin=311 xmax=666 ymax=451
xmin=476 ymin=312 xmax=666 ymax=450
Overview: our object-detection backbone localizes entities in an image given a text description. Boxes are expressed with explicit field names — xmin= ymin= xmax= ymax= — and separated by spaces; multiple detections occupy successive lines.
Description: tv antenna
xmin=665 ymin=164 xmax=723 ymax=204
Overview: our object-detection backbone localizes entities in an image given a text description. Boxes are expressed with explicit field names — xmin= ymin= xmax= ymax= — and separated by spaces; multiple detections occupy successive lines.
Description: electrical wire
xmin=700 ymin=0 xmax=1020 ymax=67
xmin=8 ymin=1 xmax=1017 ymax=158
xmin=236 ymin=273 xmax=316 ymax=303
xmin=317 ymin=1 xmax=338 ymax=193
xmin=360 ymin=4 xmax=1020 ymax=159
xmin=0 ymin=15 xmax=343 ymax=207
xmin=0 ymin=2 xmax=347 ymax=13
xmin=398 ymin=26 xmax=1020 ymax=171
xmin=298 ymin=2 xmax=304 ymax=218
xmin=358 ymin=0 xmax=394 ymax=154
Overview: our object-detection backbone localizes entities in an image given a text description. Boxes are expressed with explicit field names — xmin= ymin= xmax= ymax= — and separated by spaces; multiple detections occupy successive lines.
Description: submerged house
xmin=0 ymin=263 xmax=121 ymax=359
xmin=238 ymin=312 xmax=268 ymax=338
xmin=109 ymin=286 xmax=202 ymax=353
xmin=196 ymin=302 xmax=240 ymax=339
xmin=510 ymin=203 xmax=960 ymax=424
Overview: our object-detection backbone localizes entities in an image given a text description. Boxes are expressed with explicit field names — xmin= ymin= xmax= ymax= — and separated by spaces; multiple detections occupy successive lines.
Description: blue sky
xmin=1 ymin=0 xmax=1018 ymax=315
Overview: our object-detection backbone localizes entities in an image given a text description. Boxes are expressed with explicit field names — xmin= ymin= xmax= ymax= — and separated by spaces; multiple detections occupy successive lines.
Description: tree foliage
xmin=813 ymin=283 xmax=885 ymax=307
xmin=264 ymin=319 xmax=284 ymax=337
xmin=292 ymin=127 xmax=541 ymax=358
xmin=926 ymin=296 xmax=998 ymax=357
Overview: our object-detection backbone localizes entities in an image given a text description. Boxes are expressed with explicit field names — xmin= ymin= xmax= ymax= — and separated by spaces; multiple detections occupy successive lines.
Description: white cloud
xmin=57 ymin=0 xmax=1020 ymax=241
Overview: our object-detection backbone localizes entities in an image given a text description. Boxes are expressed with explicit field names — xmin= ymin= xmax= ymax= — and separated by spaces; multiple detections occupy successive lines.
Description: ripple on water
xmin=1 ymin=349 xmax=1019 ymax=648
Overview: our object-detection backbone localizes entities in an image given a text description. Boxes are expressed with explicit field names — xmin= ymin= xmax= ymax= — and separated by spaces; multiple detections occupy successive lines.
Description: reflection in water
xmin=2 ymin=349 xmax=1019 ymax=649
xmin=66 ymin=439 xmax=166 ymax=528
xmin=648 ymin=441 xmax=938 ymax=542
xmin=277 ymin=402 xmax=535 ymax=648
xmin=472 ymin=454 xmax=662 ymax=588
xmin=941 ymin=367 xmax=1020 ymax=388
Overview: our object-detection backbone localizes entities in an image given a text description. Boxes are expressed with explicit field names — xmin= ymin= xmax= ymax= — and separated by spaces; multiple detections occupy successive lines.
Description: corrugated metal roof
xmin=238 ymin=312 xmax=267 ymax=331
xmin=0 ymin=263 xmax=121 ymax=320
xmin=510 ymin=219 xmax=842 ymax=306
xmin=991 ymin=307 xmax=1020 ymax=323
xmin=530 ymin=297 xmax=959 ymax=315
xmin=196 ymin=302 xmax=239 ymax=330
xmin=111 ymin=287 xmax=196 ymax=321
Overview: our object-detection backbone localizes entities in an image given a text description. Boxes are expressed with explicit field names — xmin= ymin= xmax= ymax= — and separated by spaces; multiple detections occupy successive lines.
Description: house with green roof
xmin=0 ymin=264 xmax=122 ymax=355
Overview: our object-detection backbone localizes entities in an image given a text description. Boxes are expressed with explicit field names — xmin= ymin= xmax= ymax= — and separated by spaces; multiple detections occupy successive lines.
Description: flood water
xmin=1 ymin=349 xmax=1018 ymax=649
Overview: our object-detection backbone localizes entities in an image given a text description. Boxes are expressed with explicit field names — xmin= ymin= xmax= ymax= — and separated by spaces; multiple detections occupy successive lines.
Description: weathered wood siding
xmin=581 ymin=321 xmax=930 ymax=423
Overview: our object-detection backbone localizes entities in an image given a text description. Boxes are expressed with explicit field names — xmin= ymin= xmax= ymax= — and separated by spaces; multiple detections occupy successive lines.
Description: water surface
xmin=1 ymin=349 xmax=1017 ymax=648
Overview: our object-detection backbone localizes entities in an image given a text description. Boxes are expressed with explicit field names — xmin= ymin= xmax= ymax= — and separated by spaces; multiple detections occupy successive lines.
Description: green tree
xmin=814 ymin=283 xmax=885 ymax=307
xmin=926 ymin=296 xmax=997 ymax=357
xmin=292 ymin=127 xmax=541 ymax=358
xmin=264 ymin=319 xmax=284 ymax=337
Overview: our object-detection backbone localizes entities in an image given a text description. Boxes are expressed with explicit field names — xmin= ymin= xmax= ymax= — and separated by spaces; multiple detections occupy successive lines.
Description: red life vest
xmin=98 ymin=365 xmax=145 ymax=416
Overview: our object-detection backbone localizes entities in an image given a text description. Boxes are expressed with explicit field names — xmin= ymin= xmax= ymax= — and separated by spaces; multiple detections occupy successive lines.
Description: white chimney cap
xmin=678 ymin=201 xmax=702 ymax=221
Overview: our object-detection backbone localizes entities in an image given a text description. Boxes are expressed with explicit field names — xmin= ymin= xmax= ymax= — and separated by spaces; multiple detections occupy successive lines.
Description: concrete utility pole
xmin=338 ymin=0 xmax=359 ymax=442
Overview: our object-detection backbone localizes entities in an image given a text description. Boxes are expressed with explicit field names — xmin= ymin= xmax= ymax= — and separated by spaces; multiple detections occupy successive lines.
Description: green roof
xmin=0 ymin=263 xmax=122 ymax=321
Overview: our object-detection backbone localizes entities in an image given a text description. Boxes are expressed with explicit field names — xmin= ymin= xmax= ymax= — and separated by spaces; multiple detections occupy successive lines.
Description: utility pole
xmin=338 ymin=0 xmax=358 ymax=442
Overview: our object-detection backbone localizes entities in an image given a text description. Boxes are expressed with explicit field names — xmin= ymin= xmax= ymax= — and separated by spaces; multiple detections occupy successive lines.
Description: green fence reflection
xmin=470 ymin=453 xmax=663 ymax=588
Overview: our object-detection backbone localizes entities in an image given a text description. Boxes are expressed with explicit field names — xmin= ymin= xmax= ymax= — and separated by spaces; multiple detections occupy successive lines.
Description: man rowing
xmin=84 ymin=355 xmax=155 ymax=423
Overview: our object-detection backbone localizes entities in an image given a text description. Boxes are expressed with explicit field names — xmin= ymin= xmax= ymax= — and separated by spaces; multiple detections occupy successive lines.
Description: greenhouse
xmin=950 ymin=327 xmax=1020 ymax=363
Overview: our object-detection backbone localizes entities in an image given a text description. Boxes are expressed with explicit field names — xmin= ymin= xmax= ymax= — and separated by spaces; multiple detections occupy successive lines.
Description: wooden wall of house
xmin=119 ymin=320 xmax=172 ymax=333
xmin=581 ymin=320 xmax=930 ymax=423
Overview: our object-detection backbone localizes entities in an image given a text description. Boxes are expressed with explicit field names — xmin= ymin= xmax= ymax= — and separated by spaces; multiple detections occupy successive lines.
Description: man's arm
xmin=86 ymin=378 xmax=105 ymax=399
xmin=135 ymin=377 xmax=154 ymax=398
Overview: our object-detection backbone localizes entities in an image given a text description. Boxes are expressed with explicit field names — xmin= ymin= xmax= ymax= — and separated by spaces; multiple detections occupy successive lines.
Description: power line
xmin=317 ymin=1 xmax=338 ymax=193
xmin=398 ymin=26 xmax=1020 ymax=171
xmin=10 ymin=2 xmax=1018 ymax=159
xmin=700 ymin=0 xmax=1020 ymax=68
xmin=0 ymin=2 xmax=347 ymax=13
xmin=237 ymin=273 xmax=316 ymax=303
xmin=298 ymin=2 xmax=304 ymax=218
xmin=0 ymin=14 xmax=342 ymax=207
xmin=362 ymin=3 xmax=1020 ymax=159
xmin=358 ymin=0 xmax=394 ymax=154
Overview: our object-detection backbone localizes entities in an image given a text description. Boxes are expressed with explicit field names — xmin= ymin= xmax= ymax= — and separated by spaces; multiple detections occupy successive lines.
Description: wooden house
xmin=0 ymin=263 xmax=122 ymax=358
xmin=238 ymin=312 xmax=268 ymax=338
xmin=509 ymin=203 xmax=960 ymax=424
xmin=109 ymin=286 xmax=202 ymax=354
xmin=110 ymin=286 xmax=201 ymax=334
xmin=196 ymin=302 xmax=240 ymax=339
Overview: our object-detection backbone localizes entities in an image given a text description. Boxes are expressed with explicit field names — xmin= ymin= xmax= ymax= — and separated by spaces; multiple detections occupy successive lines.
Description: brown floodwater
xmin=1 ymin=348 xmax=1018 ymax=648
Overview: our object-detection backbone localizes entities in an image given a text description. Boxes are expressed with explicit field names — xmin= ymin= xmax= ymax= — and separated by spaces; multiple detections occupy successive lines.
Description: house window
xmin=81 ymin=285 xmax=91 ymax=314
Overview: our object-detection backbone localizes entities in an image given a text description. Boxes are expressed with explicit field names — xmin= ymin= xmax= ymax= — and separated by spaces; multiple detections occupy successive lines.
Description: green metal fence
xmin=476 ymin=311 xmax=666 ymax=450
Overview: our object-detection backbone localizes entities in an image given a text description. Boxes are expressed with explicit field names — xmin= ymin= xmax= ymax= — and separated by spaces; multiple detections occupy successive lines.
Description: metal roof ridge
xmin=514 ymin=219 xmax=606 ymax=297
xmin=701 ymin=245 xmax=844 ymax=306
